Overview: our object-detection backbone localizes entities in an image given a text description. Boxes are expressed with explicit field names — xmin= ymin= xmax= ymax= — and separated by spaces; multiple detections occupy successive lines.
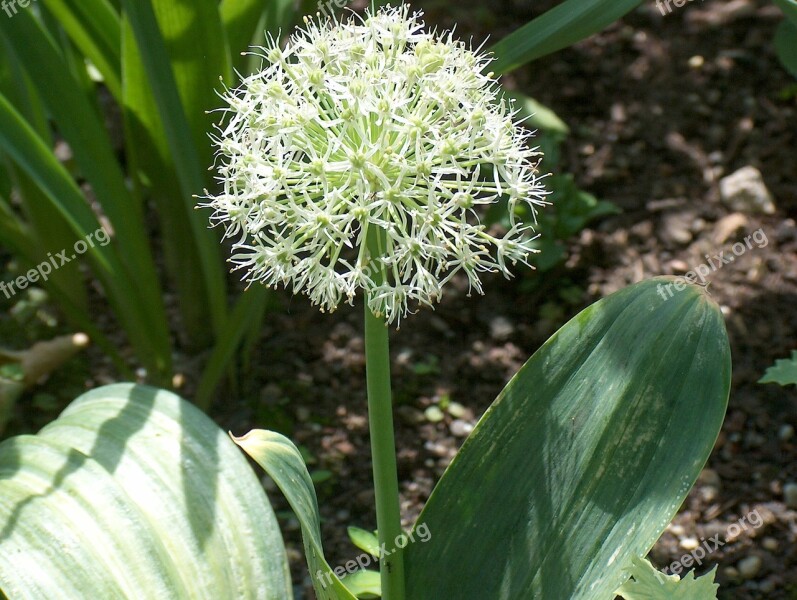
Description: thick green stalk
xmin=364 ymin=304 xmax=405 ymax=600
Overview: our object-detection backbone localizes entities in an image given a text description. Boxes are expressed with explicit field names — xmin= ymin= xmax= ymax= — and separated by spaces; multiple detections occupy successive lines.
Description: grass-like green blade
xmin=40 ymin=0 xmax=122 ymax=100
xmin=10 ymin=171 xmax=88 ymax=310
xmin=195 ymin=287 xmax=271 ymax=410
xmin=0 ymin=49 xmax=87 ymax=310
xmin=221 ymin=0 xmax=272 ymax=74
xmin=121 ymin=21 xmax=212 ymax=351
xmin=489 ymin=0 xmax=645 ymax=74
xmin=235 ymin=430 xmax=359 ymax=600
xmin=120 ymin=0 xmax=228 ymax=340
xmin=230 ymin=0 xmax=298 ymax=76
xmin=0 ymin=11 xmax=172 ymax=378
xmin=0 ymin=383 xmax=292 ymax=598
xmin=405 ymin=278 xmax=731 ymax=599
xmin=0 ymin=93 xmax=168 ymax=378
xmin=149 ymin=0 xmax=231 ymax=167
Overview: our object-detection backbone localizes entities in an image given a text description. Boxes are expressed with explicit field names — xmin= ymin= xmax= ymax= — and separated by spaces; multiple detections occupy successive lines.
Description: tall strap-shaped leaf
xmin=40 ymin=0 xmax=122 ymax=100
xmin=195 ymin=287 xmax=271 ymax=409
xmin=0 ymin=383 xmax=293 ymax=599
xmin=221 ymin=0 xmax=270 ymax=74
xmin=0 ymin=45 xmax=87 ymax=310
xmin=405 ymin=278 xmax=731 ymax=599
xmin=0 ymin=12 xmax=171 ymax=378
xmin=235 ymin=430 xmax=359 ymax=600
xmin=120 ymin=0 xmax=228 ymax=340
xmin=489 ymin=0 xmax=645 ymax=74
xmin=221 ymin=0 xmax=296 ymax=75
xmin=0 ymin=93 xmax=167 ymax=378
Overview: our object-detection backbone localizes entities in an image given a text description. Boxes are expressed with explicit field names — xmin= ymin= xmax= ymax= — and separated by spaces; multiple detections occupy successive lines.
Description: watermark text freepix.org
xmin=657 ymin=227 xmax=767 ymax=300
xmin=658 ymin=508 xmax=763 ymax=581
xmin=1 ymin=0 xmax=37 ymax=18
xmin=655 ymin=0 xmax=704 ymax=16
xmin=0 ymin=228 xmax=110 ymax=300
xmin=316 ymin=522 xmax=431 ymax=588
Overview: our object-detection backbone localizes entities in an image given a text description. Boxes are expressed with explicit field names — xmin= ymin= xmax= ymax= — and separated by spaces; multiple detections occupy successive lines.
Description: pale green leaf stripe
xmin=120 ymin=0 xmax=228 ymax=337
xmin=0 ymin=383 xmax=293 ymax=599
xmin=235 ymin=430 xmax=359 ymax=600
xmin=405 ymin=278 xmax=730 ymax=599
xmin=0 ymin=436 xmax=178 ymax=599
xmin=489 ymin=0 xmax=645 ymax=74
xmin=0 ymin=93 xmax=166 ymax=377
xmin=41 ymin=0 xmax=122 ymax=100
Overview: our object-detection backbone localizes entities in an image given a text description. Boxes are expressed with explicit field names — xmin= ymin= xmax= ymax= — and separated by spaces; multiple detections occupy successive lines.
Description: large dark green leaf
xmin=405 ymin=278 xmax=731 ymax=599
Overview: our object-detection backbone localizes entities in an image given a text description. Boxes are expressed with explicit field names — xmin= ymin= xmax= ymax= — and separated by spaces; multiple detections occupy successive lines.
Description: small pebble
xmin=737 ymin=555 xmax=762 ymax=580
xmin=489 ymin=316 xmax=514 ymax=341
xmin=779 ymin=424 xmax=794 ymax=441
xmin=762 ymin=537 xmax=778 ymax=551
xmin=783 ymin=482 xmax=797 ymax=508
xmin=423 ymin=441 xmax=448 ymax=457
xmin=396 ymin=405 xmax=425 ymax=425
xmin=699 ymin=468 xmax=721 ymax=488
xmin=669 ymin=524 xmax=685 ymax=536
xmin=335 ymin=509 xmax=350 ymax=521
xmin=424 ymin=406 xmax=445 ymax=423
xmin=688 ymin=55 xmax=705 ymax=69
xmin=723 ymin=566 xmax=739 ymax=581
xmin=447 ymin=402 xmax=467 ymax=418
xmin=680 ymin=537 xmax=700 ymax=551
xmin=449 ymin=419 xmax=474 ymax=438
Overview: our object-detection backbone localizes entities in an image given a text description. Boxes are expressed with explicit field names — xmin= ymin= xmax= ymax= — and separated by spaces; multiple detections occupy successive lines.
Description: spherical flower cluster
xmin=203 ymin=4 xmax=549 ymax=324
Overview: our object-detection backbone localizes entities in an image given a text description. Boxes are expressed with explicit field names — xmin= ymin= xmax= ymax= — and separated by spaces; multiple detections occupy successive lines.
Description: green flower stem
xmin=364 ymin=304 xmax=405 ymax=600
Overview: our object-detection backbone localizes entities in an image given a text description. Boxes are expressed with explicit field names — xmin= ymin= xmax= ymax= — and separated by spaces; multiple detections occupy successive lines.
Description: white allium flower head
xmin=203 ymin=4 xmax=549 ymax=324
